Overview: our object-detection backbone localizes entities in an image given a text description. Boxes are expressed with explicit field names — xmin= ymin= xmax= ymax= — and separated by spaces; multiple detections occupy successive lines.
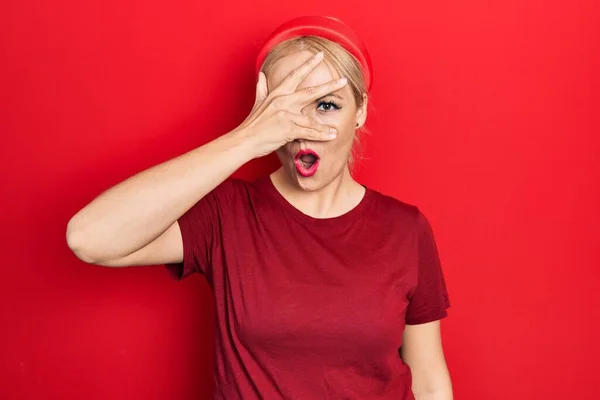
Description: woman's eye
xmin=316 ymin=101 xmax=341 ymax=112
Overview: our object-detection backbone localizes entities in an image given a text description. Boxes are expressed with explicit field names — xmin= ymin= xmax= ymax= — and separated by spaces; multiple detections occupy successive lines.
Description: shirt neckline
xmin=257 ymin=174 xmax=375 ymax=227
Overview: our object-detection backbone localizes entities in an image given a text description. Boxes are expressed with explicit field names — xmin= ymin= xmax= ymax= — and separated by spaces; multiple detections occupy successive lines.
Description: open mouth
xmin=294 ymin=149 xmax=321 ymax=177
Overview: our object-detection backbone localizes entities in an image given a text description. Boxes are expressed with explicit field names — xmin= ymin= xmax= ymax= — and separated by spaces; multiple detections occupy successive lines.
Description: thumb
xmin=254 ymin=72 xmax=268 ymax=106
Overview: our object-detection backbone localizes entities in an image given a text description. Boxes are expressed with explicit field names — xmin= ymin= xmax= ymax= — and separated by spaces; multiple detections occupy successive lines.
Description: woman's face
xmin=266 ymin=50 xmax=367 ymax=192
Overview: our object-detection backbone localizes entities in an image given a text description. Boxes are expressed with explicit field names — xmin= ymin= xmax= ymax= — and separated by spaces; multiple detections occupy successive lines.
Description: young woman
xmin=66 ymin=16 xmax=453 ymax=400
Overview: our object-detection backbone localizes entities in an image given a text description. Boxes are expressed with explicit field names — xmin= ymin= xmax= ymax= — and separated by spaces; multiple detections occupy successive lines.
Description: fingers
xmin=276 ymin=51 xmax=325 ymax=93
xmin=243 ymin=72 xmax=270 ymax=128
xmin=289 ymin=114 xmax=337 ymax=134
xmin=293 ymin=126 xmax=338 ymax=142
xmin=254 ymin=72 xmax=268 ymax=106
xmin=289 ymin=114 xmax=338 ymax=141
xmin=264 ymin=51 xmax=348 ymax=112
xmin=292 ymin=77 xmax=348 ymax=107
xmin=250 ymin=71 xmax=269 ymax=115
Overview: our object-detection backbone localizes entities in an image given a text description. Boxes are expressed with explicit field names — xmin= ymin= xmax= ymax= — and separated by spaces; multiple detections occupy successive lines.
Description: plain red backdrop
xmin=1 ymin=1 xmax=599 ymax=399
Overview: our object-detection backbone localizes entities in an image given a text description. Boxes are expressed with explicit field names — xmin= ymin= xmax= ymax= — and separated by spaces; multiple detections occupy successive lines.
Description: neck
xmin=271 ymin=166 xmax=366 ymax=219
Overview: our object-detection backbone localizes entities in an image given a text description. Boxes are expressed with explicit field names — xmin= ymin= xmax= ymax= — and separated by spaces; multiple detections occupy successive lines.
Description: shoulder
xmin=212 ymin=177 xmax=257 ymax=198
xmin=210 ymin=175 xmax=273 ymax=207
xmin=366 ymin=186 xmax=423 ymax=226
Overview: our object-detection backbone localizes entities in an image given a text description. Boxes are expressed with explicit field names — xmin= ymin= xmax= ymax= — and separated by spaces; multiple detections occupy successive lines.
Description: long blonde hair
xmin=258 ymin=36 xmax=370 ymax=169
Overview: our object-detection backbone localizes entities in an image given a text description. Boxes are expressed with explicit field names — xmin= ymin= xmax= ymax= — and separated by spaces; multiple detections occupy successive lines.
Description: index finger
xmin=277 ymin=51 xmax=325 ymax=93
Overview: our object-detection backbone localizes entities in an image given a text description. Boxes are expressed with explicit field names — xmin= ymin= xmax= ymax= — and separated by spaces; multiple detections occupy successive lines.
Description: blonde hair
xmin=258 ymin=36 xmax=370 ymax=170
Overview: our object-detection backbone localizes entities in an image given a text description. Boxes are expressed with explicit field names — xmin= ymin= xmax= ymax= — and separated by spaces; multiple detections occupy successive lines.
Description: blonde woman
xmin=67 ymin=16 xmax=453 ymax=400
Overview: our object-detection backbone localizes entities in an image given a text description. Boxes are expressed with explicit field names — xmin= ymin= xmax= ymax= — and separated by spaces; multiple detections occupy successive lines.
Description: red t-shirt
xmin=167 ymin=175 xmax=450 ymax=399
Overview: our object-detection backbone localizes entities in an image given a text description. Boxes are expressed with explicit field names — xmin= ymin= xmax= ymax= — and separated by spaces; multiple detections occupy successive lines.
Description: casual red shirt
xmin=167 ymin=175 xmax=450 ymax=399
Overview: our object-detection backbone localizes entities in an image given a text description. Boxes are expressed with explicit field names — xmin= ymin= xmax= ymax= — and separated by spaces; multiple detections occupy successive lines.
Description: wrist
xmin=226 ymin=128 xmax=261 ymax=161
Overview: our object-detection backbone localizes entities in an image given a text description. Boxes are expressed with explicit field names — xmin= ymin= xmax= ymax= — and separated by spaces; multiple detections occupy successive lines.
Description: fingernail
xmin=337 ymin=77 xmax=347 ymax=85
xmin=329 ymin=127 xmax=337 ymax=134
xmin=315 ymin=52 xmax=324 ymax=61
xmin=328 ymin=132 xmax=337 ymax=139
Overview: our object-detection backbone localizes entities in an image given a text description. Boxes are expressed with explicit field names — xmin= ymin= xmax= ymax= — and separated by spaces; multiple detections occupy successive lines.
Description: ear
xmin=355 ymin=92 xmax=368 ymax=128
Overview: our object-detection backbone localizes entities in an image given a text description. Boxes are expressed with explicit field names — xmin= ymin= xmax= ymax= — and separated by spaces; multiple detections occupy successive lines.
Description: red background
xmin=1 ymin=1 xmax=599 ymax=399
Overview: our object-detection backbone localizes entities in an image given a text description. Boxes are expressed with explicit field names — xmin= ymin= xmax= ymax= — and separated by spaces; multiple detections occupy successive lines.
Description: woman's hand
xmin=235 ymin=51 xmax=348 ymax=158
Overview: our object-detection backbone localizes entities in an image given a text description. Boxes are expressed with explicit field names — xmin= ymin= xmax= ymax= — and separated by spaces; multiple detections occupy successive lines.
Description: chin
xmin=288 ymin=167 xmax=322 ymax=191
xmin=294 ymin=175 xmax=323 ymax=192
xmin=284 ymin=162 xmax=340 ymax=193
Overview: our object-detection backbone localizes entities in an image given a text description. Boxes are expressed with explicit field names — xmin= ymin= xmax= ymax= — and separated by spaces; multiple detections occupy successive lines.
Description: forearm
xmin=66 ymin=129 xmax=252 ymax=263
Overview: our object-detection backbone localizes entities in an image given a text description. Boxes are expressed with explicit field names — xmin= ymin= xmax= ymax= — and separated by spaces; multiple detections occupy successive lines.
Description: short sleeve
xmin=405 ymin=210 xmax=451 ymax=325
xmin=165 ymin=178 xmax=242 ymax=281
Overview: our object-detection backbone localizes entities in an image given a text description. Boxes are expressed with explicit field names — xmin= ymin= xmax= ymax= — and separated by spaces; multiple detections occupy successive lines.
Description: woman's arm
xmin=66 ymin=131 xmax=253 ymax=265
xmin=66 ymin=53 xmax=344 ymax=267
xmin=401 ymin=320 xmax=453 ymax=400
